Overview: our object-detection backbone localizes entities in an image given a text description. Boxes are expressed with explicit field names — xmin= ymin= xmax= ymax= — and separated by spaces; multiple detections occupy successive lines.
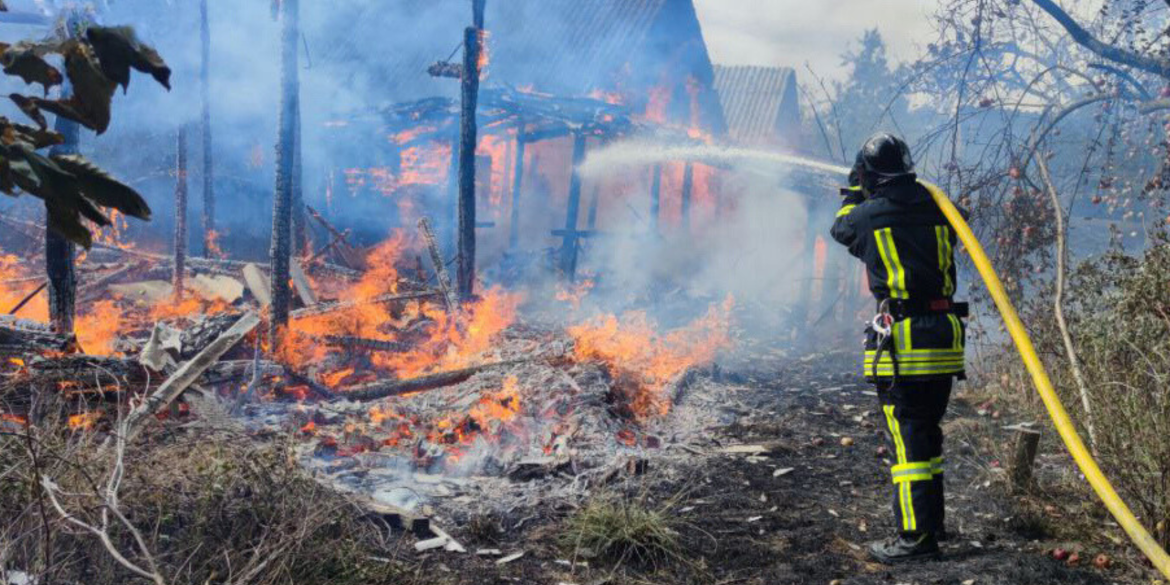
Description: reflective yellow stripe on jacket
xmin=874 ymin=227 xmax=908 ymax=299
xmin=936 ymin=225 xmax=955 ymax=296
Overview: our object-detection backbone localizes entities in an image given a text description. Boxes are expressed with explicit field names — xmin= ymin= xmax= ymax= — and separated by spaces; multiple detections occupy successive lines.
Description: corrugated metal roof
xmin=713 ymin=65 xmax=798 ymax=146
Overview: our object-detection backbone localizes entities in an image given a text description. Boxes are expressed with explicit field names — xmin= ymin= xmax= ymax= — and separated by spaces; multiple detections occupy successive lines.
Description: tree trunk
xmin=199 ymin=0 xmax=216 ymax=256
xmin=269 ymin=0 xmax=299 ymax=344
xmin=46 ymin=109 xmax=81 ymax=335
xmin=681 ymin=162 xmax=694 ymax=233
xmin=508 ymin=134 xmax=526 ymax=249
xmin=174 ymin=126 xmax=189 ymax=298
xmin=456 ymin=26 xmax=482 ymax=301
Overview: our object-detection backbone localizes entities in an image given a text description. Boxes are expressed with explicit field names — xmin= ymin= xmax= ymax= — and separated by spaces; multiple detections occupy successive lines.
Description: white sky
xmin=693 ymin=0 xmax=939 ymax=81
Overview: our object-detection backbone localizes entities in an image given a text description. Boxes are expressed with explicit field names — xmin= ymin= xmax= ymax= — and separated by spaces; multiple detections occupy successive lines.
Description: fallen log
xmin=337 ymin=359 xmax=529 ymax=402
xmin=123 ymin=312 xmax=261 ymax=441
xmin=0 ymin=321 xmax=75 ymax=354
xmin=3 ymin=355 xmax=148 ymax=397
xmin=321 ymin=335 xmax=409 ymax=353
xmin=289 ymin=291 xmax=439 ymax=319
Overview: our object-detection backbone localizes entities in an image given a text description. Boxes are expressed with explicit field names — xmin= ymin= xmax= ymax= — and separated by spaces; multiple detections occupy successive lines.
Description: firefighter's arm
xmin=830 ymin=186 xmax=865 ymax=252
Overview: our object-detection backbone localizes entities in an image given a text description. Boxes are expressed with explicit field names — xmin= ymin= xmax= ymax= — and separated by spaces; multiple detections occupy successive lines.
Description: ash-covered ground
xmin=270 ymin=332 xmax=1141 ymax=585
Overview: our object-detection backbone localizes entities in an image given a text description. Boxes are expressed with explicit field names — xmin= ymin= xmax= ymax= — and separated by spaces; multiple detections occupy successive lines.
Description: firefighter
xmin=830 ymin=133 xmax=966 ymax=563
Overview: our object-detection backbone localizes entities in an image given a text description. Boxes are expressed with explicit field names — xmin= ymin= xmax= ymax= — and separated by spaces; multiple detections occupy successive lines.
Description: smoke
xmin=579 ymin=140 xmax=852 ymax=177
xmin=575 ymin=139 xmax=841 ymax=331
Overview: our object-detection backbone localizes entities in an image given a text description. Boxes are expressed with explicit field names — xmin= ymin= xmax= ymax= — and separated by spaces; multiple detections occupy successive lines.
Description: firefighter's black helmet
xmin=860 ymin=133 xmax=914 ymax=178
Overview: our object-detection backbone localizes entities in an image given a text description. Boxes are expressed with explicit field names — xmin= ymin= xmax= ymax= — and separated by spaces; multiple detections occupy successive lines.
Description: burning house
xmin=311 ymin=0 xmax=729 ymax=277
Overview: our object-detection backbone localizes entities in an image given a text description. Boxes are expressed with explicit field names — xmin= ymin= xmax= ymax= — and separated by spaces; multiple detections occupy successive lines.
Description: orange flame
xmin=75 ymin=300 xmax=125 ymax=356
xmin=280 ymin=234 xmax=522 ymax=385
xmin=568 ymin=296 xmax=734 ymax=418
xmin=555 ymin=278 xmax=595 ymax=310
xmin=469 ymin=374 xmax=521 ymax=430
xmin=68 ymin=411 xmax=102 ymax=430
xmin=0 ymin=254 xmax=48 ymax=320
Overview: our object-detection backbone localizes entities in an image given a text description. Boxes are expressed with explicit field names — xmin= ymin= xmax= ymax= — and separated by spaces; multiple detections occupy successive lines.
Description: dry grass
xmin=0 ymin=397 xmax=411 ymax=585
xmin=560 ymin=494 xmax=684 ymax=570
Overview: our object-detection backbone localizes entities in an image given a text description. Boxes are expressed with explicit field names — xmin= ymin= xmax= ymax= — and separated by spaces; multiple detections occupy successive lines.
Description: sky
xmin=693 ymin=0 xmax=938 ymax=81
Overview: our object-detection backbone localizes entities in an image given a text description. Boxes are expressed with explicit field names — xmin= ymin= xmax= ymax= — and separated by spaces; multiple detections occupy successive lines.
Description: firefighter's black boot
xmin=868 ymin=532 xmax=940 ymax=564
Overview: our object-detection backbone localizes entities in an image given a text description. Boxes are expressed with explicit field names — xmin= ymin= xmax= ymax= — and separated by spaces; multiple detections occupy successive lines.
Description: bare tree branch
xmin=1031 ymin=0 xmax=1170 ymax=78
xmin=1036 ymin=156 xmax=1098 ymax=454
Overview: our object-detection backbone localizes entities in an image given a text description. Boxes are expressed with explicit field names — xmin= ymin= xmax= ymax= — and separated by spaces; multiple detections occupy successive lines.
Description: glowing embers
xmin=568 ymin=296 xmax=735 ymax=419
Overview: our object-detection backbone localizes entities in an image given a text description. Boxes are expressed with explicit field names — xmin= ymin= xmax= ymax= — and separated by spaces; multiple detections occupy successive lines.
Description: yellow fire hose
xmin=919 ymin=181 xmax=1170 ymax=579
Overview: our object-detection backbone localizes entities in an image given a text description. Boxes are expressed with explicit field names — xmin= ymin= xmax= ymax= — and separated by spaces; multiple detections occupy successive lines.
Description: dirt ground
xmin=393 ymin=349 xmax=1144 ymax=585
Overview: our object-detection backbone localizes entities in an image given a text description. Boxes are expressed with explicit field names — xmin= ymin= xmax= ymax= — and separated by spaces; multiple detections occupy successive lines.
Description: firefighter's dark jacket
xmin=831 ymin=176 xmax=966 ymax=380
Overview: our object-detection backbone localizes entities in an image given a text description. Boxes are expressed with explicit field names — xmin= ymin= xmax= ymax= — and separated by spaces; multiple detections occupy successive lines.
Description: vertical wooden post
xmin=587 ymin=185 xmax=600 ymax=230
xmin=456 ymin=25 xmax=482 ymax=301
xmin=559 ymin=132 xmax=587 ymax=280
xmin=473 ymin=0 xmax=486 ymax=28
xmin=681 ymin=162 xmax=694 ymax=232
xmin=508 ymin=133 xmax=526 ymax=249
xmin=46 ymin=98 xmax=81 ymax=335
xmin=269 ymin=0 xmax=299 ymax=343
xmin=174 ymin=126 xmax=189 ymax=298
xmin=796 ymin=201 xmax=821 ymax=321
xmin=199 ymin=0 xmax=216 ymax=256
xmin=649 ymin=163 xmax=661 ymax=234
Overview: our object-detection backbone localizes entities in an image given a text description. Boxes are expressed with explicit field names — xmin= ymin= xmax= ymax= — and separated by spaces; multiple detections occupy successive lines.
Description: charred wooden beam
xmin=269 ymin=0 xmax=301 ymax=345
xmin=0 ymin=321 xmax=75 ymax=355
xmin=290 ymin=290 xmax=440 ymax=319
xmin=550 ymin=229 xmax=607 ymax=239
xmin=5 ymin=356 xmax=149 ymax=395
xmin=418 ymin=218 xmax=459 ymax=318
xmin=306 ymin=205 xmax=363 ymax=269
xmin=521 ymin=125 xmax=573 ymax=144
xmin=322 ymin=335 xmax=409 ymax=353
xmin=174 ymin=125 xmax=190 ymax=297
xmin=200 ymin=0 xmax=217 ymax=257
xmin=337 ymin=359 xmax=527 ymax=402
xmin=558 ymin=132 xmax=588 ymax=280
xmin=8 ymin=282 xmax=47 ymax=316
xmin=508 ymin=134 xmax=526 ymax=249
xmin=456 ymin=26 xmax=482 ymax=301
xmin=124 ymin=312 xmax=261 ymax=441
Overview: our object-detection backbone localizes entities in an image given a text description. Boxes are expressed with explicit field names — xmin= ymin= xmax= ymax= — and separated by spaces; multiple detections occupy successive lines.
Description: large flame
xmin=280 ymin=234 xmax=522 ymax=385
xmin=568 ymin=296 xmax=735 ymax=418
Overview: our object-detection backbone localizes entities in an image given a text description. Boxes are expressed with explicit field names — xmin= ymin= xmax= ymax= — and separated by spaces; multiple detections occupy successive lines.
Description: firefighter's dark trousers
xmin=876 ymin=377 xmax=952 ymax=535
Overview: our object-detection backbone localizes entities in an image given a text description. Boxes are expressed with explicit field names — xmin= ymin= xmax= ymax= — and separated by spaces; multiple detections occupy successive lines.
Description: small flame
xmin=555 ymin=278 xmax=595 ymax=310
xmin=68 ymin=411 xmax=102 ymax=430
